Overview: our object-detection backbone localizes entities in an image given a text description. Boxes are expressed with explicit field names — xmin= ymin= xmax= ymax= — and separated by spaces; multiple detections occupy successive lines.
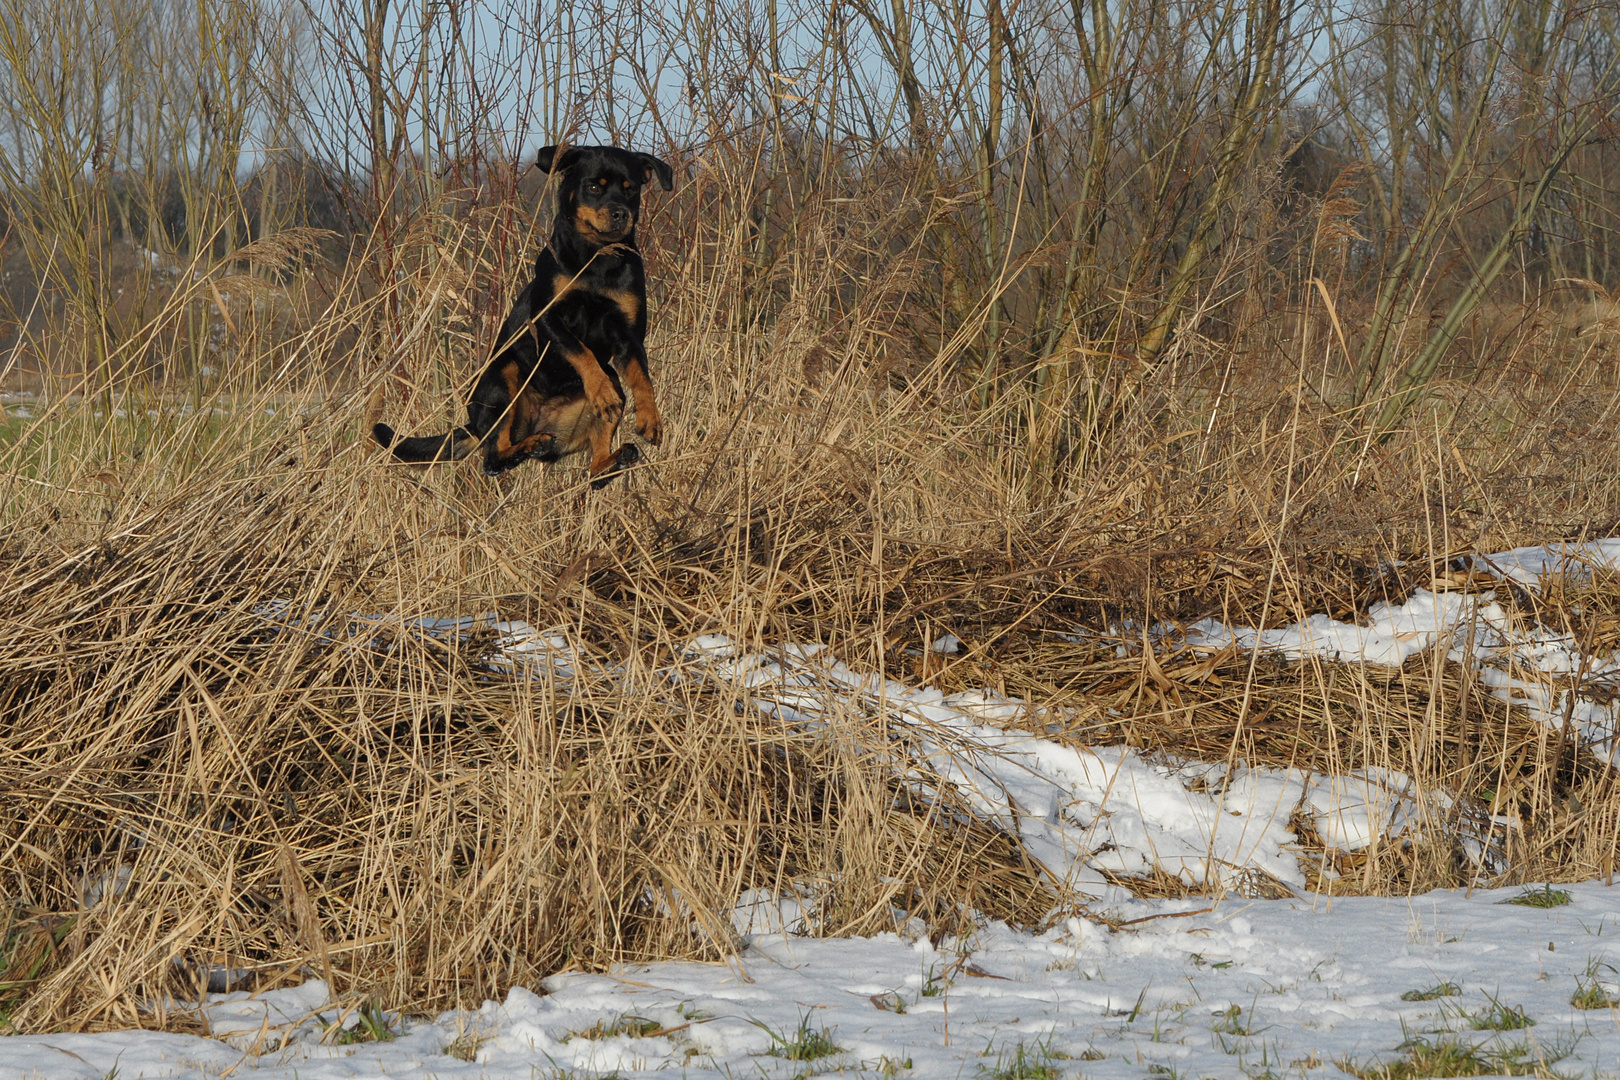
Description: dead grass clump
xmin=975 ymin=622 xmax=1618 ymax=894
xmin=0 ymin=469 xmax=1052 ymax=1031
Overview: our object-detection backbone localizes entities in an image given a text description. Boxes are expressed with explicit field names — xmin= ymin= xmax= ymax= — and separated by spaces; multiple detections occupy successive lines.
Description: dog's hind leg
xmin=482 ymin=431 xmax=556 ymax=474
xmin=589 ymin=444 xmax=641 ymax=489
xmin=583 ymin=414 xmax=640 ymax=489
xmin=479 ymin=385 xmax=560 ymax=474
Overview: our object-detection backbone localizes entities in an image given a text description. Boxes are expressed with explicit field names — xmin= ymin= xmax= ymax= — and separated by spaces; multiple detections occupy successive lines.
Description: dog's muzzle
xmin=608 ymin=206 xmax=633 ymax=232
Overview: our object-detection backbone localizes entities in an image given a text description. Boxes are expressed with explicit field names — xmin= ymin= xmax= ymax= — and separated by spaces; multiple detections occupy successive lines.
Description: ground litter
xmin=8 ymin=540 xmax=1620 ymax=1076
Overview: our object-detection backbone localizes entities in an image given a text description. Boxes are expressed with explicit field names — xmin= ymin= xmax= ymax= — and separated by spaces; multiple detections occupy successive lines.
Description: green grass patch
xmin=1570 ymin=979 xmax=1616 ymax=1010
xmin=323 ymin=1001 xmax=395 ymax=1044
xmin=1339 ymin=1031 xmax=1570 ymax=1080
xmin=757 ymin=1012 xmax=842 ymax=1061
xmin=567 ymin=1014 xmax=665 ymax=1040
xmin=981 ymin=1038 xmax=1068 ymax=1080
xmin=1401 ymin=981 xmax=1462 ymax=1002
xmin=1571 ymin=959 xmax=1618 ymax=1010
xmin=1460 ymin=995 xmax=1535 ymax=1031
xmin=1499 ymin=885 xmax=1572 ymax=908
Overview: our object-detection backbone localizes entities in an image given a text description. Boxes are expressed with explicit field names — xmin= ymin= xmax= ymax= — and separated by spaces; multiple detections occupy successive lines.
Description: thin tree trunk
xmin=1133 ymin=0 xmax=1284 ymax=369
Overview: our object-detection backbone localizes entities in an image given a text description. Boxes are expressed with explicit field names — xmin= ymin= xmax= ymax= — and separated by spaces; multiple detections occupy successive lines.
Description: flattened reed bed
xmin=3 ymin=432 xmax=1618 ymax=1031
xmin=0 ymin=473 xmax=1056 ymax=1031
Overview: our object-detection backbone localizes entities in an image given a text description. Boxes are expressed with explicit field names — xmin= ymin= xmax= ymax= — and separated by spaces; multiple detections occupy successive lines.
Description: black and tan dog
xmin=373 ymin=144 xmax=673 ymax=486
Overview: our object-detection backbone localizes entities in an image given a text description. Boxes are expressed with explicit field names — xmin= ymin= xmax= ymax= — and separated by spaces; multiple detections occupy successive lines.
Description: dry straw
xmin=2 ymin=0 xmax=1620 ymax=1035
xmin=2 ymin=179 xmax=1618 ymax=1028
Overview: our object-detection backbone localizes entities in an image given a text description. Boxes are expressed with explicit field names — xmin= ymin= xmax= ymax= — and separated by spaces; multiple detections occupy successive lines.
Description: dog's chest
xmin=544 ymin=261 xmax=643 ymax=340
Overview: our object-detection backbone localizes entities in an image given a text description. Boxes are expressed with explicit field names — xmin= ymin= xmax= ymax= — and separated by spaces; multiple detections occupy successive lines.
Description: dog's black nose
xmin=609 ymin=206 xmax=632 ymax=229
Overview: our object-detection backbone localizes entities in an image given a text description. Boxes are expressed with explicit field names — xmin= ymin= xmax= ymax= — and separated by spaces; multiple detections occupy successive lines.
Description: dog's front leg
xmin=616 ymin=345 xmax=662 ymax=445
xmin=540 ymin=320 xmax=623 ymax=424
xmin=564 ymin=346 xmax=623 ymax=424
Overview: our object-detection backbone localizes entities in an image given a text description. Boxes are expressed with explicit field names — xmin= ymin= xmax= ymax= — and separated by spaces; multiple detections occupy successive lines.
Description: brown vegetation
xmin=1 ymin=0 xmax=1619 ymax=1035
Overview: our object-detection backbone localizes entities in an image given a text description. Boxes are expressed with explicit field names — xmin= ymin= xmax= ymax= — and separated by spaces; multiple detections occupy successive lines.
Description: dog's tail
xmin=372 ymin=422 xmax=480 ymax=464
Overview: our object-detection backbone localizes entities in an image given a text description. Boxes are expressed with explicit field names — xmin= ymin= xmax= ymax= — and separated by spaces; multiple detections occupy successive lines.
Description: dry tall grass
xmin=3 ymin=0 xmax=1620 ymax=1036
xmin=2 ymin=169 xmax=1619 ymax=1031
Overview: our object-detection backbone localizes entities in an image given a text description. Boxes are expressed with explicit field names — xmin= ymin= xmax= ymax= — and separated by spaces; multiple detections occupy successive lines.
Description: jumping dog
xmin=372 ymin=143 xmax=673 ymax=486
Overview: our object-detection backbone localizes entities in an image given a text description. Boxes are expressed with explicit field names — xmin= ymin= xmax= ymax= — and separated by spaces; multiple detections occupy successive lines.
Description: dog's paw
xmin=587 ymin=378 xmax=624 ymax=424
xmin=589 ymin=443 xmax=641 ymax=489
xmin=635 ymin=408 xmax=663 ymax=445
xmin=528 ymin=432 xmax=561 ymax=463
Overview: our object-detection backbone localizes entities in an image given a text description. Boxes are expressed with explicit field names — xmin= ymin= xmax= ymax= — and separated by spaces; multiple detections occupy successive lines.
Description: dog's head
xmin=537 ymin=144 xmax=674 ymax=246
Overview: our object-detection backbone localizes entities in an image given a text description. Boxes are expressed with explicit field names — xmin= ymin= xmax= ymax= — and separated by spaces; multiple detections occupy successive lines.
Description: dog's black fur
xmin=373 ymin=144 xmax=673 ymax=486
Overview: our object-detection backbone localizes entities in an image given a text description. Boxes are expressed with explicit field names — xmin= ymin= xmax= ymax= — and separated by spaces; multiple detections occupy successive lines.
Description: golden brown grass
xmin=3 ymin=164 xmax=1620 ymax=1033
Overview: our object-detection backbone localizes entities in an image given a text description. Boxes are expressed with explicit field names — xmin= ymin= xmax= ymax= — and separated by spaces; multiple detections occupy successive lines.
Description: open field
xmin=4 ymin=205 xmax=1620 ymax=1032
xmin=3 ymin=0 xmax=1620 ymax=1045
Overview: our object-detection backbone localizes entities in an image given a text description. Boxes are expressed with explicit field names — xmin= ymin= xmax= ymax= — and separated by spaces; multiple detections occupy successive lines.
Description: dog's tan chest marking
xmin=552 ymin=274 xmax=639 ymax=326
xmin=601 ymin=289 xmax=641 ymax=324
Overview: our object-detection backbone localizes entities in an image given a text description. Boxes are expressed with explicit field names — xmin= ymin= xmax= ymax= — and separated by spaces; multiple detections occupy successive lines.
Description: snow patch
xmin=1134 ymin=541 xmax=1620 ymax=762
xmin=11 ymin=883 xmax=1620 ymax=1080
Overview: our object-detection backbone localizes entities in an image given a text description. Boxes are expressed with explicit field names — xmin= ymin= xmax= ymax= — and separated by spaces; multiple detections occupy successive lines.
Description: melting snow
xmin=6 ymin=884 xmax=1620 ymax=1079
xmin=655 ymin=631 xmax=1512 ymax=891
xmin=251 ymin=538 xmax=1620 ymax=901
xmin=1150 ymin=542 xmax=1620 ymax=761
xmin=245 ymin=537 xmax=1620 ymax=900
xmin=40 ymin=539 xmax=1610 ymax=1077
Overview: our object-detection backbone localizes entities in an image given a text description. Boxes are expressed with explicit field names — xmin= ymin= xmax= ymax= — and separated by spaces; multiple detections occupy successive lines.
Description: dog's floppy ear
xmin=634 ymin=152 xmax=674 ymax=191
xmin=536 ymin=144 xmax=583 ymax=174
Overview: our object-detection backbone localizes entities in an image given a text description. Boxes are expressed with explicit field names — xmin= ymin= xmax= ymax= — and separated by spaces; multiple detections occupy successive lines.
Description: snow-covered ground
xmin=9 ymin=539 xmax=1620 ymax=1075
xmin=6 ymin=883 xmax=1620 ymax=1079
xmin=669 ymin=632 xmax=1511 ymax=893
xmin=1158 ymin=543 xmax=1620 ymax=763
